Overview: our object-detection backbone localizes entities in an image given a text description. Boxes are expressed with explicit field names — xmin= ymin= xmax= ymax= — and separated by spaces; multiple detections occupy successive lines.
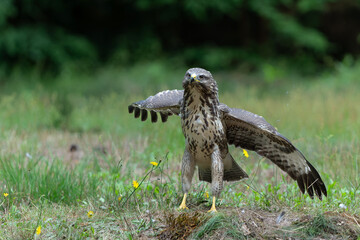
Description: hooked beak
xmin=190 ymin=73 xmax=200 ymax=83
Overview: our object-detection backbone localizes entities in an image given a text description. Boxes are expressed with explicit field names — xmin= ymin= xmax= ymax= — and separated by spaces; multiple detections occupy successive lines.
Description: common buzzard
xmin=128 ymin=68 xmax=327 ymax=212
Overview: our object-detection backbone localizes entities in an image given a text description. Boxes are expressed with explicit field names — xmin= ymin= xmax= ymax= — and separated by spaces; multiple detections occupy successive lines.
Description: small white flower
xmin=99 ymin=197 xmax=105 ymax=203
xmin=26 ymin=153 xmax=32 ymax=159
xmin=339 ymin=203 xmax=347 ymax=209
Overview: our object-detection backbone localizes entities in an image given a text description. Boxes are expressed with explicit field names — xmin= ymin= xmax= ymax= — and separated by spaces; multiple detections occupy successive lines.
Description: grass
xmin=0 ymin=60 xmax=360 ymax=239
xmin=190 ymin=214 xmax=246 ymax=239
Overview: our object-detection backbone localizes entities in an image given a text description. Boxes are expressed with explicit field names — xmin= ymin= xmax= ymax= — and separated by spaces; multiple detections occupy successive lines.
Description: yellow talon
xmin=207 ymin=196 xmax=217 ymax=213
xmin=179 ymin=193 xmax=188 ymax=210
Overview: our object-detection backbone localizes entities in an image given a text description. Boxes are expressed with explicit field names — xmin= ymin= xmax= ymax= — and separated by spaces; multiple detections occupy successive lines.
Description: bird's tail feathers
xmin=198 ymin=168 xmax=212 ymax=183
xmin=198 ymin=156 xmax=248 ymax=183
xmin=224 ymin=156 xmax=248 ymax=181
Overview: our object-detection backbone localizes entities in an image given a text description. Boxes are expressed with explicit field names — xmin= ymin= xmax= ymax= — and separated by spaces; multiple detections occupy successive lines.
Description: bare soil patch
xmin=157 ymin=209 xmax=360 ymax=239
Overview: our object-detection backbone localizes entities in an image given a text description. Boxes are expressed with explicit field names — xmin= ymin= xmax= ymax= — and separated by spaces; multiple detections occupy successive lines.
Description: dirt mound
xmin=157 ymin=209 xmax=360 ymax=239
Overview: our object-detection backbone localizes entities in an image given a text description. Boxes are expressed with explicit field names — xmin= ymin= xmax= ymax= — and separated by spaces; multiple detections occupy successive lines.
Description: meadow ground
xmin=0 ymin=62 xmax=359 ymax=239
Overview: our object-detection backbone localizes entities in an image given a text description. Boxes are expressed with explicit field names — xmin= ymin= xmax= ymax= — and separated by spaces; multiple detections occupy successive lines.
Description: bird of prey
xmin=128 ymin=68 xmax=327 ymax=212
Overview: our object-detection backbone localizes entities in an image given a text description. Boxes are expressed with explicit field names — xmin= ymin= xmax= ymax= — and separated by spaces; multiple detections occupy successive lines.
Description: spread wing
xmin=220 ymin=104 xmax=327 ymax=200
xmin=128 ymin=90 xmax=183 ymax=122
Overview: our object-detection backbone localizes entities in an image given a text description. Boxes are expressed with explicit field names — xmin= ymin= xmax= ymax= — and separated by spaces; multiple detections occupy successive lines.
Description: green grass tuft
xmin=191 ymin=214 xmax=246 ymax=239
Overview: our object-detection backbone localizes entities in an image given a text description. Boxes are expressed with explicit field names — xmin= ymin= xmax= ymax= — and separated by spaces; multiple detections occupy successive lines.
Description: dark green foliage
xmin=0 ymin=0 xmax=96 ymax=73
xmin=0 ymin=0 xmax=360 ymax=75
xmin=0 ymin=26 xmax=96 ymax=73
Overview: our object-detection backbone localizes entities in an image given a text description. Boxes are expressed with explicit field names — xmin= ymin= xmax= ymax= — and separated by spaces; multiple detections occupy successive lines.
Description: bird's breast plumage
xmin=181 ymin=89 xmax=227 ymax=167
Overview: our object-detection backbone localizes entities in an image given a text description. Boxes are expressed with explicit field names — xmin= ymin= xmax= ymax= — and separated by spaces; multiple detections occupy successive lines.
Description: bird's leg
xmin=208 ymin=196 xmax=217 ymax=213
xmin=208 ymin=145 xmax=223 ymax=213
xmin=179 ymin=193 xmax=188 ymax=210
xmin=179 ymin=148 xmax=195 ymax=210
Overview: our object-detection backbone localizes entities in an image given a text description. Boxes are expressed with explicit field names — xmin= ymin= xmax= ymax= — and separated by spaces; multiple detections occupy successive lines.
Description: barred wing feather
xmin=128 ymin=90 xmax=183 ymax=122
xmin=220 ymin=105 xmax=327 ymax=200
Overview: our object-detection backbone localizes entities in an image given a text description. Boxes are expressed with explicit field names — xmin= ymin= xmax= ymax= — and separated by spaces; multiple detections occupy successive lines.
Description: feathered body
xmin=179 ymin=68 xmax=247 ymax=199
xmin=181 ymin=73 xmax=224 ymax=165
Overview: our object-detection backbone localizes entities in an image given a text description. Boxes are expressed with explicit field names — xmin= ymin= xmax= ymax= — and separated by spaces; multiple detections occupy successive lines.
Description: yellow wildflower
xmin=150 ymin=161 xmax=158 ymax=166
xmin=243 ymin=149 xmax=249 ymax=158
xmin=132 ymin=180 xmax=139 ymax=189
xmin=87 ymin=211 xmax=94 ymax=218
xmin=204 ymin=192 xmax=209 ymax=199
xmin=3 ymin=193 xmax=8 ymax=197
xmin=118 ymin=196 xmax=122 ymax=201
xmin=36 ymin=226 xmax=41 ymax=235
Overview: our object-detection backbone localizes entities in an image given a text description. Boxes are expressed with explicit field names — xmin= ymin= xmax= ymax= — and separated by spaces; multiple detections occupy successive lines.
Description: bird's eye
xmin=186 ymin=73 xmax=191 ymax=78
xmin=199 ymin=75 xmax=205 ymax=80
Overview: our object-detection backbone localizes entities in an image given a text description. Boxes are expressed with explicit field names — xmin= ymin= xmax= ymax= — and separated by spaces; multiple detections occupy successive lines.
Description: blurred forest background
xmin=1 ymin=0 xmax=360 ymax=94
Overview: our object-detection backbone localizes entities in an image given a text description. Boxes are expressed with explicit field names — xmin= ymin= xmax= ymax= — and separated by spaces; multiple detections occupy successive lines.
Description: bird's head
xmin=183 ymin=68 xmax=218 ymax=95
